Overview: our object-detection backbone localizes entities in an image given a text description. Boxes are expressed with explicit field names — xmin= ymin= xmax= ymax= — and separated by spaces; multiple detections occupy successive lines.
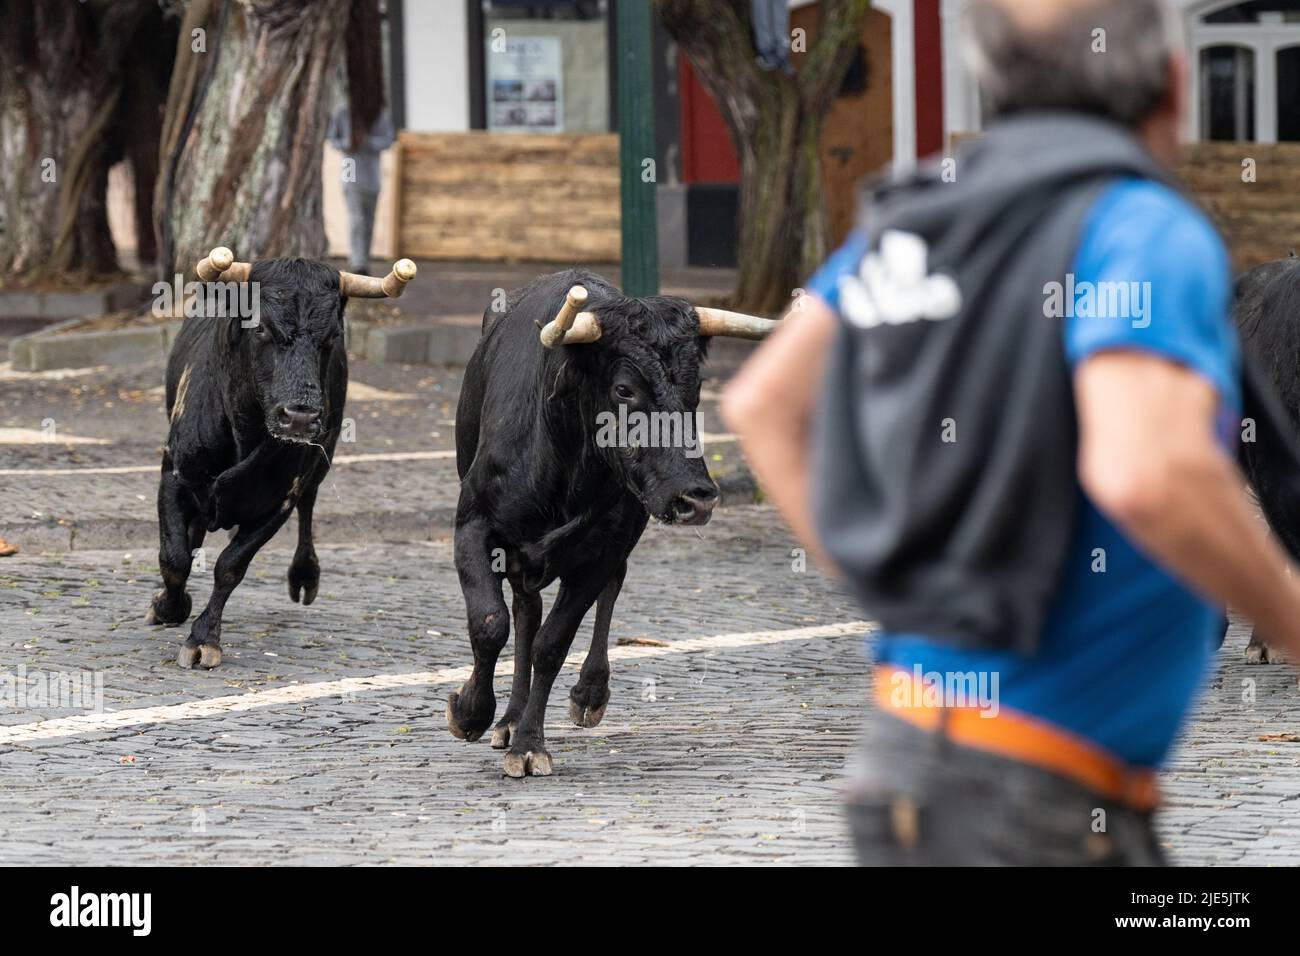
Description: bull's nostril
xmin=277 ymin=405 xmax=321 ymax=435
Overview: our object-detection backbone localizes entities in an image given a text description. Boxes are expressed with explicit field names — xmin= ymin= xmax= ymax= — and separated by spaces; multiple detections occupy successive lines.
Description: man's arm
xmin=1076 ymin=350 xmax=1300 ymax=656
xmin=721 ymin=296 xmax=838 ymax=568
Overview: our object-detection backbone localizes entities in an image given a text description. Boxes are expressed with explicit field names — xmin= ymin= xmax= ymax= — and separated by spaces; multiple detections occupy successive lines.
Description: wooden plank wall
xmin=950 ymin=135 xmax=1300 ymax=272
xmin=1181 ymin=142 xmax=1300 ymax=271
xmin=395 ymin=131 xmax=621 ymax=262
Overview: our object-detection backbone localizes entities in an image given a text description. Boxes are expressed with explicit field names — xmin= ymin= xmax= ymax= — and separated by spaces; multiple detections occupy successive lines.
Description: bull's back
xmin=456 ymin=270 xmax=609 ymax=482
xmin=164 ymin=316 xmax=221 ymax=417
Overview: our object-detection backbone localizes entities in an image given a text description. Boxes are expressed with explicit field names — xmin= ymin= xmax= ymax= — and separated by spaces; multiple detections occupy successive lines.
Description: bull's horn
xmin=196 ymin=246 xmax=251 ymax=282
xmin=540 ymin=285 xmax=597 ymax=348
xmin=695 ymin=306 xmax=781 ymax=340
xmin=340 ymin=259 xmax=418 ymax=298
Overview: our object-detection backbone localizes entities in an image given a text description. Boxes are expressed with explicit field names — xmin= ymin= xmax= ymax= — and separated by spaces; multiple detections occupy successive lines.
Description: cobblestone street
xmin=2 ymin=357 xmax=1300 ymax=865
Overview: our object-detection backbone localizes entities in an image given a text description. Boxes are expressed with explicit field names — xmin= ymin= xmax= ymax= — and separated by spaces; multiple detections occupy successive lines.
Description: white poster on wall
xmin=487 ymin=36 xmax=564 ymax=133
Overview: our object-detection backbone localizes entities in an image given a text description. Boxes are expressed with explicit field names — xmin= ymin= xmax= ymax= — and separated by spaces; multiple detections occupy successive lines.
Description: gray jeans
xmin=344 ymin=186 xmax=379 ymax=274
xmin=848 ymin=712 xmax=1167 ymax=866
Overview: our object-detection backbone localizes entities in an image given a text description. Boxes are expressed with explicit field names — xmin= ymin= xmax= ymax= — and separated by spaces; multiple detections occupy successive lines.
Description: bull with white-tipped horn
xmin=538 ymin=285 xmax=780 ymax=347
xmin=447 ymin=268 xmax=783 ymax=779
xmin=148 ymin=246 xmax=419 ymax=672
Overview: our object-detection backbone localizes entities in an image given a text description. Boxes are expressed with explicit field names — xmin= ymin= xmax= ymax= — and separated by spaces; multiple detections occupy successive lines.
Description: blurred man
xmin=723 ymin=0 xmax=1300 ymax=865
xmin=327 ymin=102 xmax=394 ymax=276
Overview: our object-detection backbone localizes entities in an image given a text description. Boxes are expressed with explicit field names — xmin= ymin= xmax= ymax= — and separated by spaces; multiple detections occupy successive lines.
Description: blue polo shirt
xmin=808 ymin=179 xmax=1239 ymax=768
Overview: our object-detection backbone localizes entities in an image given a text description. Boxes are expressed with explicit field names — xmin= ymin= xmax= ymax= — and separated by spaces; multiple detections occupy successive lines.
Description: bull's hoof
xmin=146 ymin=589 xmax=191 ymax=627
xmin=178 ymin=643 xmax=221 ymax=670
xmin=569 ymin=696 xmax=608 ymax=729
xmin=490 ymin=720 xmax=515 ymax=749
xmin=1246 ymin=641 xmax=1273 ymax=664
xmin=288 ymin=568 xmax=319 ymax=605
xmin=569 ymin=681 xmax=610 ymax=728
xmin=445 ymin=691 xmax=490 ymax=742
xmin=503 ymin=747 xmax=553 ymax=778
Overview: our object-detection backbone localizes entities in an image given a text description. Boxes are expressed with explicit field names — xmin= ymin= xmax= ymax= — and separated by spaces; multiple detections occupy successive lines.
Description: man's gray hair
xmin=964 ymin=0 xmax=1183 ymax=127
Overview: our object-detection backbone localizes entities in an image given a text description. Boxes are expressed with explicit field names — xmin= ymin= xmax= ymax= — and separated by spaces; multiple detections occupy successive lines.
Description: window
xmin=1201 ymin=45 xmax=1257 ymax=140
xmin=1205 ymin=0 xmax=1300 ymax=24
xmin=1278 ymin=45 xmax=1300 ymax=138
xmin=478 ymin=0 xmax=611 ymax=133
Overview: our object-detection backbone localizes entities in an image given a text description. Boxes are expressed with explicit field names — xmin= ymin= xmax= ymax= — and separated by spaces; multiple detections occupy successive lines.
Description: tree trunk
xmin=156 ymin=0 xmax=351 ymax=280
xmin=0 ymin=0 xmax=175 ymax=283
xmin=655 ymin=0 xmax=871 ymax=314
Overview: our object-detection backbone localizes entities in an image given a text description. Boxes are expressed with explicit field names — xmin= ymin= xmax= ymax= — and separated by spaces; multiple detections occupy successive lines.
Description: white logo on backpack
xmin=837 ymin=230 xmax=962 ymax=329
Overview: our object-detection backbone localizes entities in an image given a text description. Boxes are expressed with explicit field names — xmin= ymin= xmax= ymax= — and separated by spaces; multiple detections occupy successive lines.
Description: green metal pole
xmin=616 ymin=0 xmax=659 ymax=296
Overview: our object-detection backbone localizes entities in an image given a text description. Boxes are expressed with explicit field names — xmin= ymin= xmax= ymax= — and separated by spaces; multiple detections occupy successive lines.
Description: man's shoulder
xmin=1079 ymin=178 xmax=1228 ymax=274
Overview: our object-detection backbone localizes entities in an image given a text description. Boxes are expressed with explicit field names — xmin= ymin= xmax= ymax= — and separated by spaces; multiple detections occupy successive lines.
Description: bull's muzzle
xmin=672 ymin=484 xmax=720 ymax=526
xmin=274 ymin=404 xmax=322 ymax=441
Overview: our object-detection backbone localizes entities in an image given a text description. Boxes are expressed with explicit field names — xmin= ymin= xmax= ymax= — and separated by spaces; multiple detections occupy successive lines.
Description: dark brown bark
xmin=0 ymin=0 xmax=175 ymax=283
xmin=155 ymin=0 xmax=351 ymax=280
xmin=655 ymin=0 xmax=871 ymax=313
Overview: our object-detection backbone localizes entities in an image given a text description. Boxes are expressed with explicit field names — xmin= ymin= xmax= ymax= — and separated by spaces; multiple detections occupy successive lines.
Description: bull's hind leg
xmin=447 ymin=517 xmax=508 ymax=742
xmin=491 ymin=583 xmax=542 ymax=749
xmin=569 ymin=562 xmax=625 ymax=728
xmin=504 ymin=576 xmax=606 ymax=777
xmin=147 ymin=466 xmax=203 ymax=627
xmin=179 ymin=507 xmax=292 ymax=669
xmin=1246 ymin=628 xmax=1275 ymax=663
xmin=287 ymin=485 xmax=321 ymax=605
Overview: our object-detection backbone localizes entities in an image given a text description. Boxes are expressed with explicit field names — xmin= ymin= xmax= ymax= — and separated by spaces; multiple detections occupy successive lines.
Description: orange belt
xmin=874 ymin=666 xmax=1161 ymax=812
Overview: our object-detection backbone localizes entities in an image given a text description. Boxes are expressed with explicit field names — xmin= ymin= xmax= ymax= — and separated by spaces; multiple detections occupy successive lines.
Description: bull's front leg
xmin=287 ymin=484 xmax=321 ymax=605
xmin=179 ymin=504 xmax=293 ymax=669
xmin=447 ymin=517 xmax=509 ymax=742
xmin=490 ymin=582 xmax=542 ymax=749
xmin=569 ymin=562 xmax=625 ymax=728
xmin=504 ymin=576 xmax=606 ymax=778
xmin=147 ymin=464 xmax=205 ymax=627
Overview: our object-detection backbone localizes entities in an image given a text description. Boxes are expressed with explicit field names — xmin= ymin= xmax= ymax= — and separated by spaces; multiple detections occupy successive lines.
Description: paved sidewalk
xmin=0 ymin=506 xmax=1298 ymax=865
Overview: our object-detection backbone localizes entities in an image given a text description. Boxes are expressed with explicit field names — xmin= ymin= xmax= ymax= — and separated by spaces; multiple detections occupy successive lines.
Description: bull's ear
xmin=216 ymin=314 xmax=243 ymax=350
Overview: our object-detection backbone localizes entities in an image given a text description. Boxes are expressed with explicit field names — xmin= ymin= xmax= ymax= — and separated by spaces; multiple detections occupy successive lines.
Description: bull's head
xmin=539 ymin=284 xmax=780 ymax=527
xmin=196 ymin=247 xmax=416 ymax=443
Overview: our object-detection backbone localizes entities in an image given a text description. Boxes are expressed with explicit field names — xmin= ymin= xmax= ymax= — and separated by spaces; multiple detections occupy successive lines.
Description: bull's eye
xmin=614 ymin=384 xmax=635 ymax=402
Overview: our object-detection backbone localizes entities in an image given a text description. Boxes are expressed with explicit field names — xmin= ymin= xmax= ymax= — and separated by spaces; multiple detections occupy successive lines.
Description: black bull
xmin=446 ymin=270 xmax=722 ymax=777
xmin=145 ymin=258 xmax=348 ymax=669
xmin=1234 ymin=253 xmax=1300 ymax=662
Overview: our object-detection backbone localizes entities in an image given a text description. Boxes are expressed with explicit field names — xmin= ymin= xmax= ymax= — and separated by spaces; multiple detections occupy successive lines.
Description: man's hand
xmin=1076 ymin=350 xmax=1300 ymax=657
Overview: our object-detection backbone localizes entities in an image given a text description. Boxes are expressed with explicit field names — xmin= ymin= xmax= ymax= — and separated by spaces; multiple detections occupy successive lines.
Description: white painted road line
xmin=0 ymin=435 xmax=738 ymax=478
xmin=0 ymin=428 xmax=111 ymax=446
xmin=0 ymin=620 xmax=870 ymax=745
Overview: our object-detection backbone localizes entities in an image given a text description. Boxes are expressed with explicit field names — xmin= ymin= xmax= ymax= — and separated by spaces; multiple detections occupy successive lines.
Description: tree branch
xmin=797 ymin=0 xmax=873 ymax=115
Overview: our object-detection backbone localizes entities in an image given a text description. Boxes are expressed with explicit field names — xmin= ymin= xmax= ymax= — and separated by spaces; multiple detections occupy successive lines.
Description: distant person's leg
xmin=358 ymin=190 xmax=379 ymax=275
xmin=751 ymin=0 xmax=776 ymax=67
xmin=344 ymin=185 xmax=370 ymax=274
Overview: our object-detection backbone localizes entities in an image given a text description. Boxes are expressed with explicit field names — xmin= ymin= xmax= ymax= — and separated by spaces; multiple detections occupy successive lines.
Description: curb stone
xmin=0 ymin=281 xmax=152 ymax=320
xmin=11 ymin=313 xmax=760 ymax=373
xmin=9 ymin=321 xmax=183 ymax=372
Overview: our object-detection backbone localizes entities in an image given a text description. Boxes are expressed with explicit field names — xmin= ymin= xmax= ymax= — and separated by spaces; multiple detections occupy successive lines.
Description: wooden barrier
xmin=393 ymin=131 xmax=621 ymax=263
xmin=1180 ymin=142 xmax=1300 ymax=270
xmin=952 ymin=134 xmax=1300 ymax=271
